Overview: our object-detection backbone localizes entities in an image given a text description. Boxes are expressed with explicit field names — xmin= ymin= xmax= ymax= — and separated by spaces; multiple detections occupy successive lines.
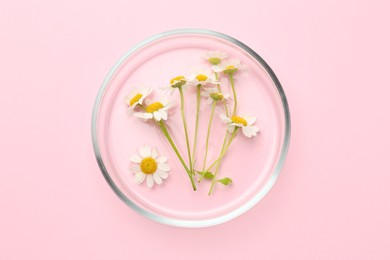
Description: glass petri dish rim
xmin=91 ymin=28 xmax=291 ymax=228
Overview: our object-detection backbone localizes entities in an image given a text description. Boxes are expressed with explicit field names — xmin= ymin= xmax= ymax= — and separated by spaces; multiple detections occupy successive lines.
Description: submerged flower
xmin=213 ymin=59 xmax=246 ymax=74
xmin=124 ymin=86 xmax=152 ymax=112
xmin=201 ymin=87 xmax=230 ymax=105
xmin=204 ymin=51 xmax=228 ymax=65
xmin=220 ymin=114 xmax=260 ymax=138
xmin=187 ymin=71 xmax=219 ymax=87
xmin=130 ymin=146 xmax=170 ymax=188
xmin=134 ymin=99 xmax=170 ymax=121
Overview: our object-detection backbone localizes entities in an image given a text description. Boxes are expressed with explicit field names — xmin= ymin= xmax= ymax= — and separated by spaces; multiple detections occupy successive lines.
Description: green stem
xmin=206 ymin=129 xmax=238 ymax=172
xmin=158 ymin=121 xmax=196 ymax=190
xmin=178 ymin=87 xmax=193 ymax=177
xmin=208 ymin=128 xmax=238 ymax=195
xmin=192 ymin=85 xmax=201 ymax=168
xmin=229 ymin=74 xmax=237 ymax=116
xmin=215 ymin=72 xmax=229 ymax=116
xmin=208 ymin=166 xmax=219 ymax=196
xmin=199 ymin=101 xmax=216 ymax=182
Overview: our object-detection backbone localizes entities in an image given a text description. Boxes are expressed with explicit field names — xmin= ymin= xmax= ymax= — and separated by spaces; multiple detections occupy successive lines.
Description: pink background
xmin=1 ymin=0 xmax=389 ymax=259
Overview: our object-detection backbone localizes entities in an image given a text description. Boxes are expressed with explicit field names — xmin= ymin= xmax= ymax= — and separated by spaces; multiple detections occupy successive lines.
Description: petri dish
xmin=91 ymin=29 xmax=290 ymax=227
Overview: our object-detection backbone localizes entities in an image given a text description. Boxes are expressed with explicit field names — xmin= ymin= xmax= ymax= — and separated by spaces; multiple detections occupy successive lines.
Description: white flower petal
xmin=212 ymin=65 xmax=223 ymax=72
xmin=138 ymin=96 xmax=145 ymax=105
xmin=205 ymin=88 xmax=213 ymax=93
xmin=162 ymin=99 xmax=170 ymax=108
xmin=242 ymin=126 xmax=260 ymax=138
xmin=151 ymin=148 xmax=158 ymax=159
xmin=153 ymin=111 xmax=162 ymax=121
xmin=204 ymin=51 xmax=228 ymax=60
xmin=201 ymin=91 xmax=209 ymax=97
xmin=217 ymin=51 xmax=228 ymax=59
xmin=231 ymin=58 xmax=240 ymax=65
xmin=134 ymin=112 xmax=153 ymax=120
xmin=153 ymin=174 xmax=162 ymax=185
xmin=146 ymin=175 xmax=154 ymax=188
xmin=139 ymin=113 xmax=153 ymax=119
xmin=134 ymin=172 xmax=146 ymax=184
xmin=139 ymin=146 xmax=151 ymax=158
xmin=130 ymin=155 xmax=142 ymax=163
xmin=133 ymin=112 xmax=145 ymax=119
xmin=242 ymin=127 xmax=254 ymax=138
xmin=220 ymin=114 xmax=231 ymax=123
xmin=158 ymin=163 xmax=170 ymax=171
xmin=142 ymin=86 xmax=152 ymax=98
xmin=145 ymin=113 xmax=154 ymax=119
xmin=156 ymin=156 xmax=167 ymax=163
xmin=207 ymin=98 xmax=214 ymax=105
xmin=186 ymin=79 xmax=198 ymax=87
xmin=245 ymin=116 xmax=256 ymax=126
xmin=156 ymin=170 xmax=169 ymax=179
xmin=130 ymin=165 xmax=141 ymax=173
xmin=253 ymin=126 xmax=260 ymax=134
xmin=227 ymin=124 xmax=235 ymax=133
xmin=160 ymin=110 xmax=168 ymax=121
xmin=127 ymin=107 xmax=135 ymax=115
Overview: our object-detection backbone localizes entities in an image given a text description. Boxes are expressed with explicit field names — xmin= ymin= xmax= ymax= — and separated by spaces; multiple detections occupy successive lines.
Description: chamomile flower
xmin=134 ymin=99 xmax=170 ymax=121
xmin=201 ymin=87 xmax=230 ymax=105
xmin=170 ymin=75 xmax=188 ymax=88
xmin=204 ymin=51 xmax=229 ymax=65
xmin=213 ymin=59 xmax=247 ymax=74
xmin=163 ymin=75 xmax=192 ymax=95
xmin=123 ymin=86 xmax=152 ymax=113
xmin=220 ymin=114 xmax=260 ymax=138
xmin=130 ymin=146 xmax=170 ymax=188
xmin=187 ymin=71 xmax=219 ymax=87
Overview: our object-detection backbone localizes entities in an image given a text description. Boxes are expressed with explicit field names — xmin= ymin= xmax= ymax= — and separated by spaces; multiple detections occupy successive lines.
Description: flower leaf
xmin=196 ymin=171 xmax=215 ymax=179
xmin=203 ymin=172 xmax=215 ymax=179
xmin=217 ymin=177 xmax=233 ymax=185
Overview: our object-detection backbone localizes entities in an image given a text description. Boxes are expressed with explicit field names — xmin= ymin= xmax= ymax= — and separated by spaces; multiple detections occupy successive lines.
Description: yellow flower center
xmin=208 ymin=57 xmax=221 ymax=65
xmin=129 ymin=93 xmax=143 ymax=106
xmin=196 ymin=74 xmax=208 ymax=81
xmin=170 ymin=76 xmax=186 ymax=88
xmin=170 ymin=76 xmax=185 ymax=85
xmin=140 ymin=157 xmax=157 ymax=174
xmin=231 ymin=116 xmax=247 ymax=126
xmin=146 ymin=102 xmax=164 ymax=113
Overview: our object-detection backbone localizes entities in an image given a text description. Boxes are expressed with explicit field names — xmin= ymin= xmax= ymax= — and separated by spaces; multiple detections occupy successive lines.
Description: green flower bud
xmin=223 ymin=65 xmax=238 ymax=74
xmin=210 ymin=92 xmax=224 ymax=101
